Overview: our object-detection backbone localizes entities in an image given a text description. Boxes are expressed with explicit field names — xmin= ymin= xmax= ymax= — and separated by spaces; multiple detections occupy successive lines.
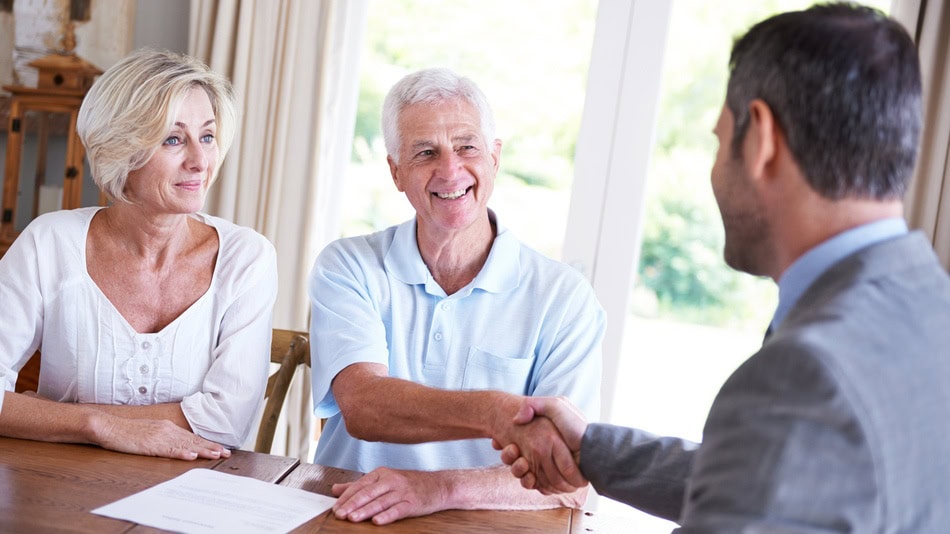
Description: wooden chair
xmin=255 ymin=328 xmax=311 ymax=454
xmin=14 ymin=351 xmax=41 ymax=393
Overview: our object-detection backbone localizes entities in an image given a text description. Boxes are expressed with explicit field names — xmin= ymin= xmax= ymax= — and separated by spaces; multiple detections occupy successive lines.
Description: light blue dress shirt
xmin=308 ymin=213 xmax=605 ymax=472
xmin=771 ymin=218 xmax=908 ymax=330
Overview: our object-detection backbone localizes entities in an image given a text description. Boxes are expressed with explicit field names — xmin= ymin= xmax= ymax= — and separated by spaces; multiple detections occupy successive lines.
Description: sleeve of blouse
xmin=0 ymin=223 xmax=45 ymax=411
xmin=180 ymin=230 xmax=278 ymax=447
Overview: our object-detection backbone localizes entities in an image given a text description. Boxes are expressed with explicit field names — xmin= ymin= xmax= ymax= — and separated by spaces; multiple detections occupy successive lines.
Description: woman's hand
xmin=0 ymin=393 xmax=229 ymax=460
xmin=90 ymin=412 xmax=230 ymax=460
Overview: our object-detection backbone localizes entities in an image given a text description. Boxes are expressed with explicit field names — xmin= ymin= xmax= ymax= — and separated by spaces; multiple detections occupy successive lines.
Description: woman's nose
xmin=184 ymin=140 xmax=209 ymax=172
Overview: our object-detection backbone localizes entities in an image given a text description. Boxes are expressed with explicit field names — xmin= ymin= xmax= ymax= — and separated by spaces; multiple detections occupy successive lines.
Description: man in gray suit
xmin=497 ymin=4 xmax=950 ymax=532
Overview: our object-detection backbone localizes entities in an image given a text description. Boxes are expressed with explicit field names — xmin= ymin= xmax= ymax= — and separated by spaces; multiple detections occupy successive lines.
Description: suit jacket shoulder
xmin=679 ymin=232 xmax=950 ymax=532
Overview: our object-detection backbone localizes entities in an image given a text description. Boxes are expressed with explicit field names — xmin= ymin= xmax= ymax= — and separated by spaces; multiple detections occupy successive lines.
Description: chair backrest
xmin=255 ymin=328 xmax=310 ymax=453
xmin=14 ymin=350 xmax=41 ymax=393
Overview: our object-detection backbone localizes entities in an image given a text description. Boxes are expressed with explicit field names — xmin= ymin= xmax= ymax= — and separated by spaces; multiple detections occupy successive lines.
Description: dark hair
xmin=726 ymin=3 xmax=921 ymax=200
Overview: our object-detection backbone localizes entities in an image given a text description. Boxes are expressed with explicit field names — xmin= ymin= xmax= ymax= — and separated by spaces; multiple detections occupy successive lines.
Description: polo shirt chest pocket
xmin=461 ymin=347 xmax=533 ymax=394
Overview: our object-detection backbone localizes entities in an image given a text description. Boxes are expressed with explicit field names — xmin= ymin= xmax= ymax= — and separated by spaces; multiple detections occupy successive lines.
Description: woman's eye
xmin=200 ymin=134 xmax=215 ymax=143
xmin=163 ymin=136 xmax=181 ymax=146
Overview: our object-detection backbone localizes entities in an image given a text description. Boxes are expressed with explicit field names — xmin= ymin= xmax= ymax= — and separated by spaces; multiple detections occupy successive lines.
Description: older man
xmin=501 ymin=4 xmax=950 ymax=532
xmin=308 ymin=68 xmax=604 ymax=525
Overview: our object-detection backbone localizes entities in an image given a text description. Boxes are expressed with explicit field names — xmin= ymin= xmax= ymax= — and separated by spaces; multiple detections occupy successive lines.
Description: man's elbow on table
xmin=558 ymin=484 xmax=589 ymax=509
xmin=337 ymin=405 xmax=387 ymax=442
xmin=332 ymin=364 xmax=394 ymax=442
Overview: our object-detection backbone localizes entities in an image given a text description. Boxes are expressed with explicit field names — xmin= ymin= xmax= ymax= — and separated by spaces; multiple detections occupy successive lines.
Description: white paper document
xmin=92 ymin=468 xmax=335 ymax=533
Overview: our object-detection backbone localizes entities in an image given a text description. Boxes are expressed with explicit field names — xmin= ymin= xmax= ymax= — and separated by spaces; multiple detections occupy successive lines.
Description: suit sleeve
xmin=676 ymin=337 xmax=878 ymax=533
xmin=581 ymin=423 xmax=697 ymax=522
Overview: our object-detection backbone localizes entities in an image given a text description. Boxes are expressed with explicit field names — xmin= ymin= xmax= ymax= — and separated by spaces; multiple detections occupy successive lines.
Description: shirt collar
xmin=383 ymin=209 xmax=520 ymax=297
xmin=470 ymin=211 xmax=520 ymax=295
xmin=771 ymin=217 xmax=907 ymax=330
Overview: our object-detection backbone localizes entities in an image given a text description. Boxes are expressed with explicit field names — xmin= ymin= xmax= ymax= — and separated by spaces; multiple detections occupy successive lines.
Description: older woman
xmin=0 ymin=49 xmax=277 ymax=460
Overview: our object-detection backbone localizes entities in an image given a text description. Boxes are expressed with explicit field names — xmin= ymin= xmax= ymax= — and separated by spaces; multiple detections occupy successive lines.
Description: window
xmin=341 ymin=1 xmax=891 ymax=531
xmin=341 ymin=0 xmax=597 ymax=261
xmin=589 ymin=1 xmax=891 ymax=530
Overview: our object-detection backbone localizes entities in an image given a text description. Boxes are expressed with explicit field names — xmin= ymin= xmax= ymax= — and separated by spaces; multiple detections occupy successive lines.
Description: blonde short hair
xmin=77 ymin=48 xmax=237 ymax=203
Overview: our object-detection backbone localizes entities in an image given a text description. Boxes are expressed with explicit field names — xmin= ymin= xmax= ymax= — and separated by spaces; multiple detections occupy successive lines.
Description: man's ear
xmin=743 ymin=99 xmax=779 ymax=181
xmin=490 ymin=139 xmax=502 ymax=173
xmin=388 ymin=155 xmax=404 ymax=192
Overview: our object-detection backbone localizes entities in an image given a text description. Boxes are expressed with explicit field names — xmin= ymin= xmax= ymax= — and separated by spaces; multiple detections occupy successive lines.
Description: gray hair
xmin=381 ymin=67 xmax=496 ymax=162
xmin=726 ymin=3 xmax=921 ymax=200
xmin=77 ymin=48 xmax=237 ymax=203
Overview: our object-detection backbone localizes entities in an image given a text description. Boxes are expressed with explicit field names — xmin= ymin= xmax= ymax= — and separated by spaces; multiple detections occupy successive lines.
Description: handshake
xmin=492 ymin=396 xmax=590 ymax=495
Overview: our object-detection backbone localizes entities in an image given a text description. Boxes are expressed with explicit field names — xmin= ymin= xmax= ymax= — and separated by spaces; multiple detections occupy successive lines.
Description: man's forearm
xmin=334 ymin=365 xmax=522 ymax=444
xmin=441 ymin=465 xmax=588 ymax=511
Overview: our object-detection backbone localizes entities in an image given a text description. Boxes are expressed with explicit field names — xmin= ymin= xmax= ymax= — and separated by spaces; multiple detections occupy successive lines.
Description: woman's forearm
xmin=0 ymin=392 xmax=228 ymax=460
xmin=0 ymin=392 xmax=101 ymax=444
xmin=89 ymin=402 xmax=191 ymax=430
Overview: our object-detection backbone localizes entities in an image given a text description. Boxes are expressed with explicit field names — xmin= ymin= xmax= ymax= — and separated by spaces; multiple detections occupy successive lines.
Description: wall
xmin=132 ymin=0 xmax=189 ymax=53
xmin=0 ymin=3 xmax=13 ymax=87
xmin=1 ymin=0 xmax=190 ymax=228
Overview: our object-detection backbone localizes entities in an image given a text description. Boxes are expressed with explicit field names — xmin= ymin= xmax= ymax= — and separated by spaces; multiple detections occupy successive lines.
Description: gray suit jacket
xmin=581 ymin=232 xmax=950 ymax=532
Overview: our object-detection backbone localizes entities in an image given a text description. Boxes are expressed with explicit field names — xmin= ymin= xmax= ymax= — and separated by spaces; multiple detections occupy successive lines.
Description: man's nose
xmin=434 ymin=150 xmax=461 ymax=177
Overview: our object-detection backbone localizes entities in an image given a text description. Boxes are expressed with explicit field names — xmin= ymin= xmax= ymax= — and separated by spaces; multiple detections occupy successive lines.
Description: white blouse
xmin=0 ymin=208 xmax=277 ymax=448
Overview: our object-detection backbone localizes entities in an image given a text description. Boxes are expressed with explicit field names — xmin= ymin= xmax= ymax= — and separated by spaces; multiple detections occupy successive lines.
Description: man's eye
xmin=416 ymin=149 xmax=434 ymax=158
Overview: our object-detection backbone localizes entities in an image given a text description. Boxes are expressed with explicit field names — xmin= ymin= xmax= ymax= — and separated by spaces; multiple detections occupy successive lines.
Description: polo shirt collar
xmin=473 ymin=210 xmax=520 ymax=295
xmin=385 ymin=218 xmax=429 ymax=286
xmin=383 ymin=210 xmax=521 ymax=297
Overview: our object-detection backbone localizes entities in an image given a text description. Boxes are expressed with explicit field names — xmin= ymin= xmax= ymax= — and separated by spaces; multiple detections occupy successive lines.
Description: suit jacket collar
xmin=775 ymin=231 xmax=939 ymax=337
xmin=772 ymin=218 xmax=907 ymax=330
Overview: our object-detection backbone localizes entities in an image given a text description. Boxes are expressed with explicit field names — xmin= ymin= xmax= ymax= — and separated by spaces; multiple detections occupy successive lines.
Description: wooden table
xmin=0 ymin=436 xmax=624 ymax=533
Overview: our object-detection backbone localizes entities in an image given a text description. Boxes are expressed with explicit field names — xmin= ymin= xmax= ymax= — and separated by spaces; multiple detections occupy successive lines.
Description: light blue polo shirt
xmin=308 ymin=213 xmax=605 ymax=472
xmin=771 ymin=218 xmax=908 ymax=330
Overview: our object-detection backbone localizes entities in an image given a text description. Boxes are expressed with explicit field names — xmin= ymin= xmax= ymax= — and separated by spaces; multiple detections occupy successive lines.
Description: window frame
xmin=562 ymin=0 xmax=672 ymax=419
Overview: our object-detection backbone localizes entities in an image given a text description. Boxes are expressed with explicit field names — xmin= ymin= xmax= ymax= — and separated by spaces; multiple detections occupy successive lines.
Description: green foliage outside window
xmin=348 ymin=0 xmax=888 ymax=330
xmin=632 ymin=0 xmax=888 ymax=328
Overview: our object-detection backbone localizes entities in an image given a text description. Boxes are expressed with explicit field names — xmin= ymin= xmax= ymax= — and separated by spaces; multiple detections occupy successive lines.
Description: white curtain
xmin=893 ymin=0 xmax=950 ymax=270
xmin=189 ymin=0 xmax=368 ymax=459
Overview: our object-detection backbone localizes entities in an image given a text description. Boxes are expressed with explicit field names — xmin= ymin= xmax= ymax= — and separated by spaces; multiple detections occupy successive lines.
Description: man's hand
xmin=92 ymin=413 xmax=230 ymax=461
xmin=331 ymin=467 xmax=448 ymax=525
xmin=494 ymin=409 xmax=585 ymax=494
xmin=497 ymin=396 xmax=589 ymax=493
